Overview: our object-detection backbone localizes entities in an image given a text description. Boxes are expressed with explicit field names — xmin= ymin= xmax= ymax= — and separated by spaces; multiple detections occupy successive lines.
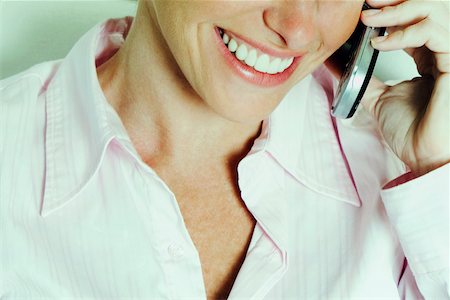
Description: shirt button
xmin=167 ymin=243 xmax=185 ymax=259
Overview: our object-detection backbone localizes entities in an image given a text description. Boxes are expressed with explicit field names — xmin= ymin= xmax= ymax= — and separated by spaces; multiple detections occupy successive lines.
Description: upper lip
xmin=218 ymin=27 xmax=306 ymax=59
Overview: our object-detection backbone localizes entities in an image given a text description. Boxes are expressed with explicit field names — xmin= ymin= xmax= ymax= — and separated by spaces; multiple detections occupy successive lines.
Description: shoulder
xmin=0 ymin=62 xmax=63 ymax=216
xmin=0 ymin=60 xmax=61 ymax=104
xmin=0 ymin=60 xmax=61 ymax=128
xmin=311 ymin=65 xmax=407 ymax=190
xmin=0 ymin=60 xmax=61 ymax=162
xmin=337 ymin=103 xmax=407 ymax=196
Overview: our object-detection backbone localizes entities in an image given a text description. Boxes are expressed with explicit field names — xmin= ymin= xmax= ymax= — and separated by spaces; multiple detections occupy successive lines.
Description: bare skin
xmin=97 ymin=0 xmax=363 ymax=298
xmin=97 ymin=0 xmax=450 ymax=298
xmin=100 ymin=57 xmax=259 ymax=297
xmin=155 ymin=163 xmax=257 ymax=299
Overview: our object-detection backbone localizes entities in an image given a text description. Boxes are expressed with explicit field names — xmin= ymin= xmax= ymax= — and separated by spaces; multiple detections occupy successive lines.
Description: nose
xmin=264 ymin=1 xmax=317 ymax=51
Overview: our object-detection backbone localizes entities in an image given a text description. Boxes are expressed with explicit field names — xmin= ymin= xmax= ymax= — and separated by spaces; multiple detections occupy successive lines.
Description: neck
xmin=96 ymin=4 xmax=262 ymax=171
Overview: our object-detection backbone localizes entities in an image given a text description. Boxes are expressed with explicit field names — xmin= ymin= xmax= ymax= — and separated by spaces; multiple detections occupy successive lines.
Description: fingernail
xmin=371 ymin=35 xmax=388 ymax=44
xmin=363 ymin=9 xmax=381 ymax=16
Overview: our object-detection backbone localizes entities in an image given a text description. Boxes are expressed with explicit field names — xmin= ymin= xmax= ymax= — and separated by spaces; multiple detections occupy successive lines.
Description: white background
xmin=0 ymin=0 xmax=418 ymax=81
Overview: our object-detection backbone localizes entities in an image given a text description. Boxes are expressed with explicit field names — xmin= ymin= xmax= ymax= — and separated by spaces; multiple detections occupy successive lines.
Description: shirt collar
xmin=40 ymin=17 xmax=360 ymax=218
xmin=41 ymin=18 xmax=133 ymax=217
xmin=264 ymin=66 xmax=361 ymax=207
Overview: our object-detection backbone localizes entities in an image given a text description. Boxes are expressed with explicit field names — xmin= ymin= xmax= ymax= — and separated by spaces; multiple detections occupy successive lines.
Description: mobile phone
xmin=331 ymin=4 xmax=386 ymax=119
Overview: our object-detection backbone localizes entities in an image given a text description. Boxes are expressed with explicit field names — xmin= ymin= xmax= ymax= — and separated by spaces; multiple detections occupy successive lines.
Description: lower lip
xmin=214 ymin=27 xmax=301 ymax=87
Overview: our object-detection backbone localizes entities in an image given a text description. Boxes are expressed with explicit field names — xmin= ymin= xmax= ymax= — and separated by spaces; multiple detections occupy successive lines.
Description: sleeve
xmin=380 ymin=163 xmax=450 ymax=299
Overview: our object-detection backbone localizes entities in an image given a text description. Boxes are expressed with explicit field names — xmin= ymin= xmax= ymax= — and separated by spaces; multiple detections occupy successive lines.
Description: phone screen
xmin=330 ymin=4 xmax=386 ymax=119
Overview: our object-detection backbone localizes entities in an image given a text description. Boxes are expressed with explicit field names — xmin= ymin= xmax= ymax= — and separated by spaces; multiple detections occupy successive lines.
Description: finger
xmin=362 ymin=1 xmax=450 ymax=29
xmin=371 ymin=18 xmax=450 ymax=54
xmin=386 ymin=25 xmax=436 ymax=57
xmin=386 ymin=25 xmax=402 ymax=34
xmin=365 ymin=0 xmax=406 ymax=9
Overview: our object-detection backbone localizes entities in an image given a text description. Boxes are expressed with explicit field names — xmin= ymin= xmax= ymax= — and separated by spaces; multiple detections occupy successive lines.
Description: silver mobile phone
xmin=331 ymin=4 xmax=386 ymax=119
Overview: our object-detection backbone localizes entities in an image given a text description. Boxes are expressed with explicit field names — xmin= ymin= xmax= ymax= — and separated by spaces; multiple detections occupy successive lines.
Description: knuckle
xmin=421 ymin=18 xmax=433 ymax=29
xmin=381 ymin=5 xmax=397 ymax=14
xmin=437 ymin=55 xmax=450 ymax=73
xmin=394 ymin=28 xmax=407 ymax=41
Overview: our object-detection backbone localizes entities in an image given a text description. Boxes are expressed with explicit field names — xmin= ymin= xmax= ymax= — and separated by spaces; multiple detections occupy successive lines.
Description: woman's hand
xmin=359 ymin=0 xmax=450 ymax=177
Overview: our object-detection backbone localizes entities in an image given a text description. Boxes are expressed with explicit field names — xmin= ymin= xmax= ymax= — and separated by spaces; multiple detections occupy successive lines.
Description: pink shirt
xmin=1 ymin=17 xmax=448 ymax=299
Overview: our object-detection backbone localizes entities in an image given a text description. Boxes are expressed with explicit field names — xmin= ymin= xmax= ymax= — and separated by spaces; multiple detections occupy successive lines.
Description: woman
xmin=0 ymin=0 xmax=448 ymax=299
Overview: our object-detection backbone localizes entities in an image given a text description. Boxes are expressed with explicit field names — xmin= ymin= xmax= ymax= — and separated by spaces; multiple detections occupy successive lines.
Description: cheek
xmin=150 ymin=1 xmax=203 ymax=80
xmin=319 ymin=3 xmax=363 ymax=53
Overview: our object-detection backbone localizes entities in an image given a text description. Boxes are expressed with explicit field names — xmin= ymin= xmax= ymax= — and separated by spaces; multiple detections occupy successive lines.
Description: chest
xmin=173 ymin=182 xmax=257 ymax=299
xmin=5 ymin=140 xmax=404 ymax=300
xmin=4 ymin=168 xmax=403 ymax=300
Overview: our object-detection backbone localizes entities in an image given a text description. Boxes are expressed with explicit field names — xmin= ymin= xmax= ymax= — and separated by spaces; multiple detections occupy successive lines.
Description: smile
xmin=215 ymin=27 xmax=301 ymax=87
xmin=219 ymin=29 xmax=294 ymax=74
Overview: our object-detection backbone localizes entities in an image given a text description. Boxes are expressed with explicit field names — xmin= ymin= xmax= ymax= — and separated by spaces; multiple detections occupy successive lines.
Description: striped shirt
xmin=1 ymin=17 xmax=448 ymax=299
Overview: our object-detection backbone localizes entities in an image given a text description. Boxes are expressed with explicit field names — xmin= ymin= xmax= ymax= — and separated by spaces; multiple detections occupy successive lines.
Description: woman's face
xmin=147 ymin=0 xmax=364 ymax=124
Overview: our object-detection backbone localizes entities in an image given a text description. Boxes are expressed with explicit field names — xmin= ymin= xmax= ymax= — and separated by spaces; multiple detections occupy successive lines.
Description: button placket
xmin=167 ymin=243 xmax=185 ymax=260
xmin=227 ymin=226 xmax=288 ymax=300
xmin=229 ymin=153 xmax=289 ymax=300
xmin=136 ymin=169 xmax=206 ymax=298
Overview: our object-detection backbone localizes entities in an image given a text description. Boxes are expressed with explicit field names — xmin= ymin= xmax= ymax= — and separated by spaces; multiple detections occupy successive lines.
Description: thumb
xmin=360 ymin=76 xmax=388 ymax=118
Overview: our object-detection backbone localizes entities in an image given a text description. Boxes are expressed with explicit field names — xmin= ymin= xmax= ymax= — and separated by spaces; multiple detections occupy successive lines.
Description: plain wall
xmin=0 ymin=0 xmax=418 ymax=81
xmin=0 ymin=0 xmax=137 ymax=78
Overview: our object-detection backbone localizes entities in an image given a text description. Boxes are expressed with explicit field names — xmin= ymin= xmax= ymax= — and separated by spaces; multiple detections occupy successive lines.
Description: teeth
xmin=220 ymin=31 xmax=294 ymax=75
xmin=268 ymin=58 xmax=282 ymax=75
xmin=245 ymin=49 xmax=257 ymax=67
xmin=254 ymin=54 xmax=270 ymax=73
xmin=287 ymin=57 xmax=294 ymax=65
xmin=282 ymin=57 xmax=294 ymax=70
xmin=228 ymin=39 xmax=238 ymax=52
xmin=235 ymin=44 xmax=248 ymax=61
xmin=222 ymin=33 xmax=230 ymax=44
